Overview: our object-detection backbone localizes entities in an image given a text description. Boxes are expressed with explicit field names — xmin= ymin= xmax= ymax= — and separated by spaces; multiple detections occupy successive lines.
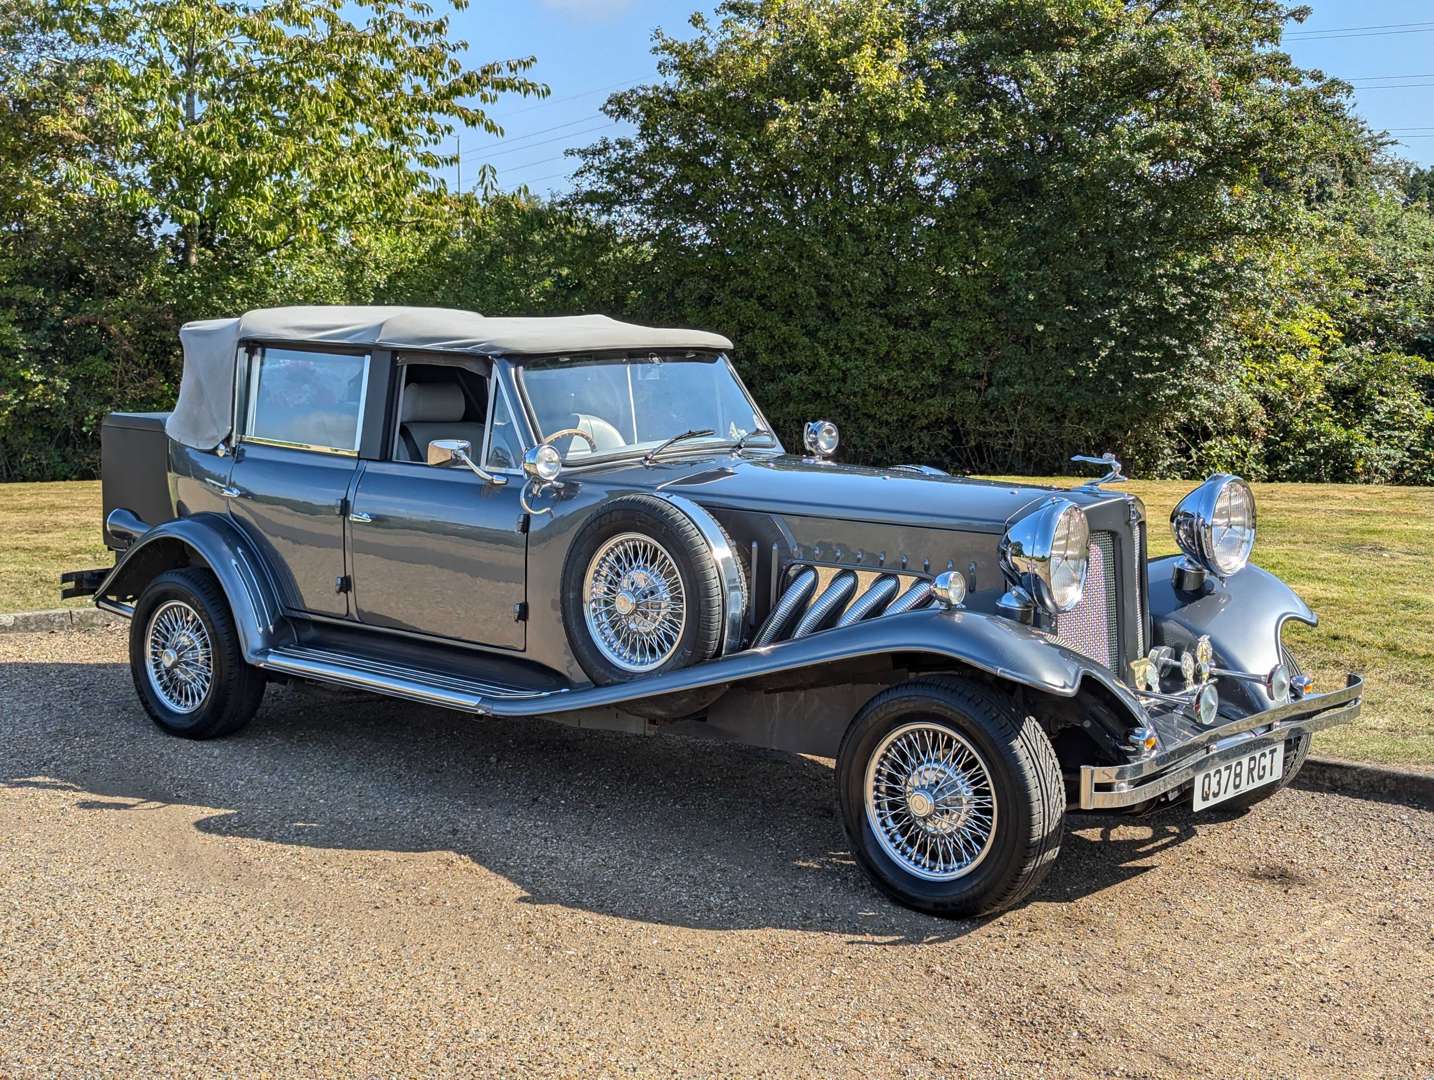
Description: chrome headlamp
xmin=1171 ymin=474 xmax=1256 ymax=578
xmin=803 ymin=419 xmax=839 ymax=460
xmin=999 ymin=499 xmax=1090 ymax=615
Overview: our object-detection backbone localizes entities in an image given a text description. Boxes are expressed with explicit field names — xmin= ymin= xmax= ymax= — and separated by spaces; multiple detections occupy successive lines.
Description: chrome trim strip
xmin=258 ymin=646 xmax=555 ymax=715
xmin=657 ymin=493 xmax=747 ymax=655
xmin=1079 ymin=674 xmax=1363 ymax=809
xmin=240 ymin=435 xmax=360 ymax=457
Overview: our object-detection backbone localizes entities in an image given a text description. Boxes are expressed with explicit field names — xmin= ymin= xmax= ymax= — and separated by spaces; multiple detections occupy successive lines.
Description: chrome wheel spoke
xmin=863 ymin=722 xmax=998 ymax=882
xmin=583 ymin=532 xmax=687 ymax=673
xmin=143 ymin=600 xmax=213 ymax=715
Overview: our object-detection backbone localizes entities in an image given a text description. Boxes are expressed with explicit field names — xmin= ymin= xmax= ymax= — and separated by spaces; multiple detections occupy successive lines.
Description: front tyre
xmin=129 ymin=567 xmax=265 ymax=739
xmin=837 ymin=677 xmax=1064 ymax=918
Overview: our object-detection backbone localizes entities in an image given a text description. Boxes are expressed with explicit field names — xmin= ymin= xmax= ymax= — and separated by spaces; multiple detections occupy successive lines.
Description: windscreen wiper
xmin=643 ymin=428 xmax=716 ymax=465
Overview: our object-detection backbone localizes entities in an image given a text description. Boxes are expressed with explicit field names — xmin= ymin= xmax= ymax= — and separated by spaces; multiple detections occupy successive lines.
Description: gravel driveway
xmin=2 ymin=626 xmax=1431 ymax=1078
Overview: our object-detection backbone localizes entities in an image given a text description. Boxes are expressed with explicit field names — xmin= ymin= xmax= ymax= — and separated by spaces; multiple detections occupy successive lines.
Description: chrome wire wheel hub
xmin=144 ymin=600 xmax=213 ymax=714
xmin=864 ymin=722 xmax=997 ymax=881
xmin=583 ymin=532 xmax=686 ymax=672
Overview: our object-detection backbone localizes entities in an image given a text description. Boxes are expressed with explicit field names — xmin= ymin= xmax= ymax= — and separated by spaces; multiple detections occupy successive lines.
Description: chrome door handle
xmin=204 ymin=477 xmax=242 ymax=499
xmin=348 ymin=511 xmax=372 ymax=524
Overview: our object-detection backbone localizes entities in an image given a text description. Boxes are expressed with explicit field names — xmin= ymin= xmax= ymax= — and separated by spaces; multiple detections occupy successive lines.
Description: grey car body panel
xmin=226 ymin=441 xmax=356 ymax=618
xmin=348 ymin=460 xmax=529 ymax=650
xmin=1147 ymin=554 xmax=1316 ymax=712
xmin=513 ymin=443 xmax=1137 ymax=682
xmin=96 ymin=512 xmax=288 ymax=664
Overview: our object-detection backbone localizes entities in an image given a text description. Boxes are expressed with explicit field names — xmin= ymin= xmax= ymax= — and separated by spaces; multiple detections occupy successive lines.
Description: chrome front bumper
xmin=1079 ymin=674 xmax=1363 ymax=810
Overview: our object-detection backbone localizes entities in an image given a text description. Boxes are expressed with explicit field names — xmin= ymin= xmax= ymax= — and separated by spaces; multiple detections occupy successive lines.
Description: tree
xmin=572 ymin=0 xmax=1375 ymax=474
xmin=0 ymin=0 xmax=547 ymax=480
xmin=382 ymin=194 xmax=635 ymax=316
xmin=25 ymin=0 xmax=546 ymax=270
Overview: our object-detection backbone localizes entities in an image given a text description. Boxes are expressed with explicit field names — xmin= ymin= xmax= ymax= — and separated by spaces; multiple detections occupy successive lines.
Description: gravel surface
xmin=3 ymin=626 xmax=1431 ymax=1078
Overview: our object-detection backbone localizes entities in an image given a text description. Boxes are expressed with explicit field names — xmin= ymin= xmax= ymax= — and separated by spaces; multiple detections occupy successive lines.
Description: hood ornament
xmin=1071 ymin=452 xmax=1126 ymax=490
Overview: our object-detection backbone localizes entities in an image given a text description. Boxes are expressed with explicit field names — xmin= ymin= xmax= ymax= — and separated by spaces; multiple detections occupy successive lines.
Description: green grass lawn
xmin=2 ymin=477 xmax=1430 ymax=766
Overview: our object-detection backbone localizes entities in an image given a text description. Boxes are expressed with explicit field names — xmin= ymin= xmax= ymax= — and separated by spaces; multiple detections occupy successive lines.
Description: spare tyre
xmin=562 ymin=495 xmax=728 ymax=685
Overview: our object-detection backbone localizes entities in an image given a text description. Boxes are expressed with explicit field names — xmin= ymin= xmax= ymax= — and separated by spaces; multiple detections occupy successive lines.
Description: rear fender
xmin=96 ymin=513 xmax=287 ymax=663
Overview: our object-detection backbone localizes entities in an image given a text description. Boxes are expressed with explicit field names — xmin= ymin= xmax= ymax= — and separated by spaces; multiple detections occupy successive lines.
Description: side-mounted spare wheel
xmin=129 ymin=567 xmax=266 ymax=739
xmin=837 ymin=676 xmax=1065 ymax=918
xmin=562 ymin=494 xmax=744 ymax=686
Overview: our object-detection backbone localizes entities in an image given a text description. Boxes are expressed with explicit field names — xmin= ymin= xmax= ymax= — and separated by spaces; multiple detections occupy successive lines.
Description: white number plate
xmin=1192 ymin=742 xmax=1284 ymax=811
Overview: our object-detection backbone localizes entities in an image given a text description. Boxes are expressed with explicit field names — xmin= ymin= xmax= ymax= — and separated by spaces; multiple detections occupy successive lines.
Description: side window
xmin=486 ymin=387 xmax=524 ymax=470
xmin=246 ymin=348 xmax=369 ymax=453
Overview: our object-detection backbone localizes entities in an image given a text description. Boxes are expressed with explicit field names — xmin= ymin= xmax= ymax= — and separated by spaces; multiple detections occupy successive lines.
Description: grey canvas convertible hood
xmin=166 ymin=305 xmax=734 ymax=449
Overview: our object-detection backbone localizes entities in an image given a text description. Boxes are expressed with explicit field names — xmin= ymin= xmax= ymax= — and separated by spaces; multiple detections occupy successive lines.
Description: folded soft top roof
xmin=167 ymin=306 xmax=734 ymax=450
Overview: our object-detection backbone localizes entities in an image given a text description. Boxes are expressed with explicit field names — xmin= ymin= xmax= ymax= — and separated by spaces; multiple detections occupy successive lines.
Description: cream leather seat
xmin=397 ymin=382 xmax=485 ymax=462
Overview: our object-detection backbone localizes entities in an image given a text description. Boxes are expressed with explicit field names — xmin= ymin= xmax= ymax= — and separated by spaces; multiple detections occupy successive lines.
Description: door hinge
xmin=335 ymin=575 xmax=352 ymax=594
xmin=513 ymin=602 xmax=528 ymax=622
xmin=516 ymin=513 xmax=530 ymax=534
xmin=336 ymin=496 xmax=350 ymax=517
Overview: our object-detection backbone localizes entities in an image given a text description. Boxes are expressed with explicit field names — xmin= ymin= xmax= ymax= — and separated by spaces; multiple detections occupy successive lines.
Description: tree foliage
xmin=2 ymin=0 xmax=1432 ymax=484
xmin=0 ymin=0 xmax=545 ymax=480
xmin=572 ymin=0 xmax=1431 ymax=479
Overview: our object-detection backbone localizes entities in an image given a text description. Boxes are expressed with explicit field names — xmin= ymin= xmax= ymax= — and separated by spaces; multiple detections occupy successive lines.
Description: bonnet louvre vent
xmin=752 ymin=566 xmax=936 ymax=647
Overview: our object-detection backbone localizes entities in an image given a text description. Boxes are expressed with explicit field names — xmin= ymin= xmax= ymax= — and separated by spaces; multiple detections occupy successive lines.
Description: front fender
xmin=96 ymin=513 xmax=287 ymax=664
xmin=1148 ymin=555 xmax=1315 ymax=711
xmin=489 ymin=605 xmax=1147 ymax=720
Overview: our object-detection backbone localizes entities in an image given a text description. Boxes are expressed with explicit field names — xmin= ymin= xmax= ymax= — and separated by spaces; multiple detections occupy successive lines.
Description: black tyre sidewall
xmin=561 ymin=497 xmax=724 ymax=685
xmin=838 ymin=683 xmax=1054 ymax=916
xmin=129 ymin=568 xmax=259 ymax=738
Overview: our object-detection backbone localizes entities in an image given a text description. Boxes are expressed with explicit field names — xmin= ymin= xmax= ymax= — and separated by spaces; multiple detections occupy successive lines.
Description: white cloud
xmin=539 ymin=0 xmax=634 ymax=20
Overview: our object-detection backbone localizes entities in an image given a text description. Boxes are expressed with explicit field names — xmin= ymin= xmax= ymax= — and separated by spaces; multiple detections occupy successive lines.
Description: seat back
xmin=397 ymin=381 xmax=485 ymax=462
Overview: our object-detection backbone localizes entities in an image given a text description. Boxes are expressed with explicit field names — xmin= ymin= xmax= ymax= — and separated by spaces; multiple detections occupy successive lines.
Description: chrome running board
xmin=259 ymin=645 xmax=553 ymax=715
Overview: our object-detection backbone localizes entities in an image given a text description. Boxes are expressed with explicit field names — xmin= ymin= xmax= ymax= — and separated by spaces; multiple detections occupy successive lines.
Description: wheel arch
xmin=96 ymin=513 xmax=286 ymax=663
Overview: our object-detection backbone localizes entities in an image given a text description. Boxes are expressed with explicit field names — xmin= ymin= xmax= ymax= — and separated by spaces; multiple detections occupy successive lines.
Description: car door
xmin=346 ymin=361 xmax=528 ymax=650
xmin=226 ymin=344 xmax=370 ymax=618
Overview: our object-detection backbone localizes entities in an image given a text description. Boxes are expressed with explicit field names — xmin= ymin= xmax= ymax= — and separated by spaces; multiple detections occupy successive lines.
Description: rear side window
xmin=245 ymin=348 xmax=369 ymax=453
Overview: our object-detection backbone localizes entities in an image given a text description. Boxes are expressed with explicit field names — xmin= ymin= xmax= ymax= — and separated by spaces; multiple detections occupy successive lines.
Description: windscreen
xmin=519 ymin=354 xmax=767 ymax=457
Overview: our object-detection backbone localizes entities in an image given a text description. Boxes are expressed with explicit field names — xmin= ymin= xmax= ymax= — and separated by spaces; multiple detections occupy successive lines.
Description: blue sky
xmin=445 ymin=0 xmax=1434 ymax=198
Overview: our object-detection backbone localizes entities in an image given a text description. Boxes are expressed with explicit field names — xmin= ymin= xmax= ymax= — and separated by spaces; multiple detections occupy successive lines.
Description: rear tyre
xmin=837 ymin=676 xmax=1064 ymax=918
xmin=129 ymin=567 xmax=265 ymax=739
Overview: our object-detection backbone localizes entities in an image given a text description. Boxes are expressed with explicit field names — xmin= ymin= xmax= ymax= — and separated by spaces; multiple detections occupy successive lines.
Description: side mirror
xmin=426 ymin=438 xmax=472 ymax=467
xmin=425 ymin=438 xmax=507 ymax=486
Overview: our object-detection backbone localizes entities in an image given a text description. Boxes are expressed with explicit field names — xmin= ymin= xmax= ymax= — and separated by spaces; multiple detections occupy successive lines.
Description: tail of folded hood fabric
xmin=166 ymin=317 xmax=243 ymax=450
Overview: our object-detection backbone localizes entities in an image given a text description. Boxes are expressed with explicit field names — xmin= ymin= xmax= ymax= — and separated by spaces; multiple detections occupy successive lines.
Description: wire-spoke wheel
xmin=864 ymin=722 xmax=998 ymax=881
xmin=838 ymin=677 xmax=1064 ymax=919
xmin=583 ymin=532 xmax=688 ymax=672
xmin=563 ymin=497 xmax=725 ymax=685
xmin=144 ymin=600 xmax=214 ymax=713
xmin=129 ymin=567 xmax=265 ymax=739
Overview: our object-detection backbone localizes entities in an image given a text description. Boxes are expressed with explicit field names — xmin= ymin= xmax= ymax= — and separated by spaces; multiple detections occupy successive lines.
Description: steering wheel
xmin=542 ymin=427 xmax=598 ymax=460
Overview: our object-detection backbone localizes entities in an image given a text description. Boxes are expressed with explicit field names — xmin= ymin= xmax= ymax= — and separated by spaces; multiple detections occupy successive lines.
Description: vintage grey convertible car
xmin=63 ymin=306 xmax=1363 ymax=917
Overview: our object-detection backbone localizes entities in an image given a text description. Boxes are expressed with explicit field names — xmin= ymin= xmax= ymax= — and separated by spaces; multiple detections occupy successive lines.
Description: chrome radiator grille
xmin=1052 ymin=531 xmax=1120 ymax=673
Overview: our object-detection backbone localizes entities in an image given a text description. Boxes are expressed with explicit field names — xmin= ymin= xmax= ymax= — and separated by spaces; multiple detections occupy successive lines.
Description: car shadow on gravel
xmin=3 ymin=660 xmax=1208 ymax=940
